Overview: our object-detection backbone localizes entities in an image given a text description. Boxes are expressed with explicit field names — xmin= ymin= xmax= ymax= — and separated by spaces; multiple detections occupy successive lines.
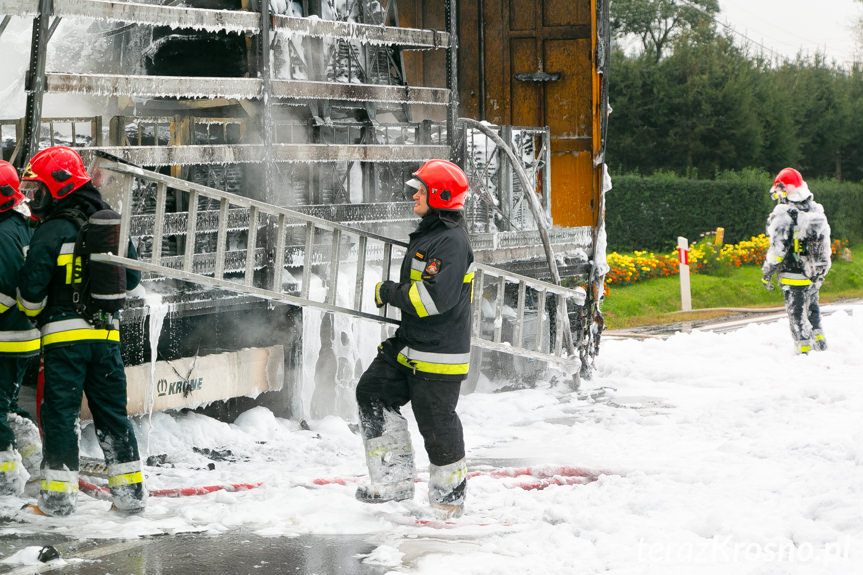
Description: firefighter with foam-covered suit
xmin=762 ymin=167 xmax=832 ymax=354
xmin=16 ymin=146 xmax=146 ymax=516
xmin=355 ymin=159 xmax=474 ymax=519
xmin=0 ymin=160 xmax=42 ymax=496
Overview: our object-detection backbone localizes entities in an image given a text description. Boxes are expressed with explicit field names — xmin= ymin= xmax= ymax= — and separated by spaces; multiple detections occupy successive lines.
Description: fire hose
xmin=78 ymin=478 xmax=262 ymax=501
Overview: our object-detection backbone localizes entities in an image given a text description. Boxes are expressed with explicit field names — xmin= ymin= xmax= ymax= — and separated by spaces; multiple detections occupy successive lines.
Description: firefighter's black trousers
xmin=41 ymin=341 xmax=141 ymax=472
xmin=781 ymin=282 xmax=823 ymax=347
xmin=356 ymin=353 xmax=464 ymax=467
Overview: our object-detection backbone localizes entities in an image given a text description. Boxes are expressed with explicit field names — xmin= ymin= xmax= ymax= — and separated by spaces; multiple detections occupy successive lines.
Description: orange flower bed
xmin=604 ymin=234 xmax=772 ymax=294
xmin=603 ymin=234 xmax=855 ymax=296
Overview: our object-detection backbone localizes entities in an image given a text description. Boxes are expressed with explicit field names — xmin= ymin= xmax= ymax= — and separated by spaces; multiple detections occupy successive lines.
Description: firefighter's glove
xmin=375 ymin=281 xmax=398 ymax=308
xmin=762 ymin=276 xmax=774 ymax=291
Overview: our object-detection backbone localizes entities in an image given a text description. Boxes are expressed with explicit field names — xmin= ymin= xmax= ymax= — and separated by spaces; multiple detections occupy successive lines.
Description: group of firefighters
xmin=0 ymin=146 xmax=833 ymax=520
xmin=0 ymin=147 xmax=146 ymax=516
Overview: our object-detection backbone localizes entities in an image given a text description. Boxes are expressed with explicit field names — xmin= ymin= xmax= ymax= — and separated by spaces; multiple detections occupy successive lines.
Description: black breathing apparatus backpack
xmin=70 ymin=208 xmax=127 ymax=328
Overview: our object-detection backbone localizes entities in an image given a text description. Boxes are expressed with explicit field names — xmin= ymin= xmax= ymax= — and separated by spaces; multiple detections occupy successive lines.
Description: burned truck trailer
xmin=0 ymin=0 xmax=610 ymax=420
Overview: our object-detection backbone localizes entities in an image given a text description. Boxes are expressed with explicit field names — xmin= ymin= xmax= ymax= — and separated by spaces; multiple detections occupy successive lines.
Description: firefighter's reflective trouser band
xmin=429 ymin=457 xmax=467 ymax=519
xmin=39 ymin=468 xmax=79 ymax=516
xmin=356 ymin=414 xmax=415 ymax=504
xmin=813 ymin=329 xmax=828 ymax=351
xmin=0 ymin=449 xmax=24 ymax=496
xmin=107 ymin=459 xmax=147 ymax=512
xmin=6 ymin=413 xmax=42 ymax=476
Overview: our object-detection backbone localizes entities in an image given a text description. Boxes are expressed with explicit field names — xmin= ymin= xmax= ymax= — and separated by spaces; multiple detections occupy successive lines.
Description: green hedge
xmin=810 ymin=180 xmax=863 ymax=246
xmin=605 ymin=171 xmax=863 ymax=252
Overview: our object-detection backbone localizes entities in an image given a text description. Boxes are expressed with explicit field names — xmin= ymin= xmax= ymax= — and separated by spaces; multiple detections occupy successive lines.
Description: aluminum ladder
xmin=95 ymin=160 xmax=586 ymax=371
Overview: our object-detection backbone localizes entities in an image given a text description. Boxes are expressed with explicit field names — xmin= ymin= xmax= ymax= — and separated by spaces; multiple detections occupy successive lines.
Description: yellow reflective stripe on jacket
xmin=16 ymin=287 xmax=46 ymax=318
xmin=408 ymin=267 xmax=474 ymax=318
xmin=408 ymin=282 xmax=430 ymax=317
xmin=464 ymin=269 xmax=474 ymax=301
xmin=0 ymin=460 xmax=15 ymax=472
xmin=41 ymin=479 xmax=79 ymax=494
xmin=0 ymin=291 xmax=16 ymax=313
xmin=108 ymin=471 xmax=144 ymax=488
xmin=410 ymin=257 xmax=425 ymax=281
xmin=56 ymin=243 xmax=79 ymax=285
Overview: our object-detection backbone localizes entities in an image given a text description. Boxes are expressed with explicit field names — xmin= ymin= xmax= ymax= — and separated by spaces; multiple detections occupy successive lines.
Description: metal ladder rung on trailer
xmin=96 ymin=161 xmax=585 ymax=370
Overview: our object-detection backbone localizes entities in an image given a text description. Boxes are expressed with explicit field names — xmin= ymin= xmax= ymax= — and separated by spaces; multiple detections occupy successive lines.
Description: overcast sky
xmin=718 ymin=0 xmax=863 ymax=65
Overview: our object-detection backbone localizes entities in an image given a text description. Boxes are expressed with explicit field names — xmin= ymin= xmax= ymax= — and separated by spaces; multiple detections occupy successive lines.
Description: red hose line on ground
xmin=78 ymin=478 xmax=262 ymax=500
xmin=313 ymin=465 xmax=603 ymax=491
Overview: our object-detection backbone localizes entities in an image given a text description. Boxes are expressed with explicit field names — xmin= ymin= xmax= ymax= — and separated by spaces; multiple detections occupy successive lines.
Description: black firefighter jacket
xmin=16 ymin=185 xmax=140 ymax=348
xmin=0 ymin=211 xmax=40 ymax=357
xmin=379 ymin=212 xmax=475 ymax=381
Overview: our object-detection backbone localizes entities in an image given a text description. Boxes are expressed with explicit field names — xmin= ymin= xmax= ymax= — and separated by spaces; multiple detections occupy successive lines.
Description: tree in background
xmin=609 ymin=2 xmax=863 ymax=181
xmin=610 ymin=0 xmax=719 ymax=61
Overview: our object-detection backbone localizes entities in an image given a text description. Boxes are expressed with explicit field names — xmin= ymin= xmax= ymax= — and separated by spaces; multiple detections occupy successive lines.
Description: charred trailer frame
xmin=1 ymin=0 xmax=610 ymax=420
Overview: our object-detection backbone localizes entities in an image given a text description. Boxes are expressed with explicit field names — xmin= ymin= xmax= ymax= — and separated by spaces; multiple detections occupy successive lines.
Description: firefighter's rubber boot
xmin=7 ymin=413 xmax=42 ymax=477
xmin=428 ymin=458 xmax=467 ymax=520
xmin=0 ymin=448 xmax=25 ymax=496
xmin=37 ymin=468 xmax=78 ymax=517
xmin=812 ymin=330 xmax=828 ymax=351
xmin=107 ymin=460 xmax=147 ymax=513
xmin=356 ymin=428 xmax=416 ymax=504
xmin=794 ymin=339 xmax=812 ymax=355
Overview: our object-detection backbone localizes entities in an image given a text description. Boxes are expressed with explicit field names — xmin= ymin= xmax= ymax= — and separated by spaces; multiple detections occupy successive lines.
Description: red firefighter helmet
xmin=21 ymin=146 xmax=91 ymax=199
xmin=0 ymin=160 xmax=25 ymax=212
xmin=406 ymin=159 xmax=469 ymax=211
xmin=770 ymin=167 xmax=811 ymax=202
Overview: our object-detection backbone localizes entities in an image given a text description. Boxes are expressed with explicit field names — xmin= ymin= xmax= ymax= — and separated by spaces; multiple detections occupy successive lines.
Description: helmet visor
xmin=19 ymin=179 xmax=44 ymax=199
xmin=20 ymin=180 xmax=52 ymax=218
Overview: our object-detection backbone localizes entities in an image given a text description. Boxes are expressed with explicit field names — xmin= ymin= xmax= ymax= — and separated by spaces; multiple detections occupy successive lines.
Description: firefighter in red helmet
xmin=0 ymin=160 xmax=42 ymax=496
xmin=16 ymin=147 xmax=146 ymax=516
xmin=355 ymin=159 xmax=474 ymax=519
xmin=762 ymin=167 xmax=832 ymax=354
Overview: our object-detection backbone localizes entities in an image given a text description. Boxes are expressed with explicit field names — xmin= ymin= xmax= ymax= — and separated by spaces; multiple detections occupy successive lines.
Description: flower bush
xmin=604 ymin=234 xmax=773 ymax=294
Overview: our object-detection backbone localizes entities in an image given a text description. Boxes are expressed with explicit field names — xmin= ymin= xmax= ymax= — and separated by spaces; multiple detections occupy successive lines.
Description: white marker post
xmin=678 ymin=236 xmax=692 ymax=312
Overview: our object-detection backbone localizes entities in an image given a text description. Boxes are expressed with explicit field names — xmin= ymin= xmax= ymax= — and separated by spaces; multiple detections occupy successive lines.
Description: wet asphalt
xmin=4 ymin=387 xmax=389 ymax=575
xmin=0 ymin=532 xmax=389 ymax=575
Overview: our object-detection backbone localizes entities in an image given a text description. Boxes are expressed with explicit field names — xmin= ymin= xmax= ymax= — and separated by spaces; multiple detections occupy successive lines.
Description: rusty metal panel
xmin=545 ymin=38 xmax=592 ymax=145
xmin=483 ymin=0 xmax=509 ymax=125
xmin=476 ymin=0 xmax=599 ymax=228
xmin=509 ymin=0 xmax=535 ymax=31
xmin=543 ymin=0 xmax=589 ymax=26
xmin=511 ymin=39 xmax=541 ymax=127
xmin=457 ymin=1 xmax=481 ymax=119
xmin=550 ymin=150 xmax=594 ymax=228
